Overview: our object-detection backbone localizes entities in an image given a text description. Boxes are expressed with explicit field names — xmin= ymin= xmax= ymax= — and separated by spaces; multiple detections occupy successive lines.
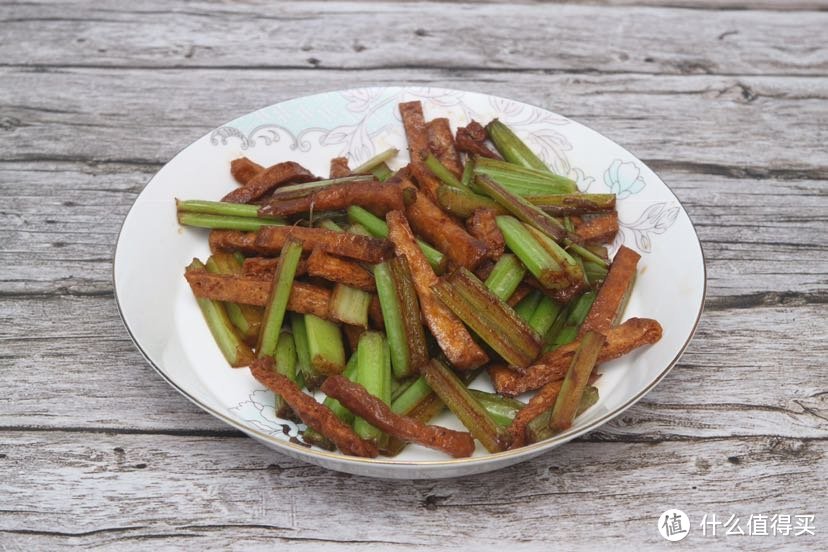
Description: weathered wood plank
xmin=2 ymin=291 xmax=825 ymax=439
xmin=1 ymin=68 xmax=827 ymax=174
xmin=2 ymin=1 xmax=827 ymax=76
xmin=0 ymin=431 xmax=824 ymax=550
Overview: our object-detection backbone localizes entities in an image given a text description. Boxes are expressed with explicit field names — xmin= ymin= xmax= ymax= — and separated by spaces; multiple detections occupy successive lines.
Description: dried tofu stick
xmin=208 ymin=230 xmax=265 ymax=256
xmin=185 ymin=259 xmax=255 ymax=367
xmin=484 ymin=254 xmax=526 ymax=301
xmin=433 ymin=268 xmax=542 ymax=370
xmin=485 ymin=119 xmax=549 ymax=173
xmin=290 ymin=312 xmax=324 ymax=390
xmin=436 ymin=185 xmax=504 ymax=218
xmin=472 ymin=157 xmax=577 ymax=195
xmin=467 ymin=389 xmax=525 ymax=428
xmin=387 ymin=256 xmax=429 ymax=372
xmin=353 ymin=332 xmax=392 ymax=444
xmin=386 ymin=211 xmax=489 ymax=370
xmin=178 ymin=213 xmax=285 ymax=232
xmin=322 ymin=374 xmax=475 ymax=458
xmin=374 ymin=260 xmax=411 ymax=379
xmin=231 ymin=157 xmax=264 ymax=185
xmin=205 ymin=254 xmax=262 ymax=342
xmin=467 ymin=208 xmax=506 ymax=259
xmin=303 ymin=355 xmax=359 ymax=449
xmin=240 ymin=257 xmax=308 ymax=280
xmin=329 ymin=156 xmax=351 ymax=179
xmin=346 ymin=205 xmax=446 ymax=273
xmin=250 ymin=358 xmax=378 ymax=458
xmin=254 ymin=225 xmax=393 ymax=263
xmin=547 ymin=291 xmax=596 ymax=351
xmin=514 ymin=289 xmax=543 ymax=322
xmin=575 ymin=212 xmax=620 ymax=244
xmin=490 ymin=317 xmax=663 ymax=396
xmin=456 ymin=121 xmax=500 ymax=159
xmin=306 ymin=248 xmax=376 ymax=292
xmin=351 ymin=148 xmax=400 ymax=175
xmin=272 ymin=330 xmax=299 ymax=419
xmin=269 ymin=175 xmax=374 ymax=201
xmin=423 ymin=359 xmax=510 ymax=453
xmin=176 ymin=199 xmax=282 ymax=220
xmin=549 ymin=331 xmax=605 ymax=432
xmin=259 ymin=181 xmax=408 ymax=218
xmin=527 ymin=385 xmax=599 ymax=444
xmin=256 ymin=238 xmax=303 ymax=358
xmin=424 ymin=154 xmax=462 ymax=188
xmin=528 ymin=296 xmax=562 ymax=337
xmin=304 ymin=313 xmax=346 ymax=375
xmin=427 ymin=117 xmax=463 ymax=178
xmin=222 ymin=161 xmax=316 ymax=204
xmin=579 ymin=245 xmax=641 ymax=337
xmin=495 ymin=216 xmax=569 ymax=290
xmin=185 ymin=271 xmax=329 ymax=315
xmin=403 ymin=180 xmax=489 ymax=270
xmin=399 ymin=100 xmax=442 ymax=199
xmin=529 ymin=193 xmax=616 ymax=216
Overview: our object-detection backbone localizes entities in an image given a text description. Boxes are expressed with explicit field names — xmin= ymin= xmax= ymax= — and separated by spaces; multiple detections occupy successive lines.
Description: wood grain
xmin=1 ymin=0 xmax=826 ymax=549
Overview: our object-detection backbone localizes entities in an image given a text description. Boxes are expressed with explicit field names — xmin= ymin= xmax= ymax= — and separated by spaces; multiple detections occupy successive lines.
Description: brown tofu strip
xmin=259 ymin=181 xmax=405 ymax=218
xmin=222 ymin=161 xmax=316 ymax=204
xmin=489 ymin=317 xmax=663 ymax=396
xmin=427 ymin=118 xmax=463 ymax=178
xmin=321 ymin=375 xmax=475 ymax=458
xmin=403 ymin=181 xmax=488 ymax=270
xmin=399 ymin=101 xmax=442 ymax=200
xmin=329 ymin=156 xmax=351 ymax=179
xmin=250 ymin=359 xmax=378 ymax=458
xmin=506 ymin=373 xmax=600 ymax=449
xmin=456 ymin=121 xmax=500 ymax=159
xmin=184 ymin=270 xmax=331 ymax=318
xmin=230 ymin=157 xmax=264 ymax=186
xmin=386 ymin=210 xmax=488 ymax=370
xmin=575 ymin=212 xmax=620 ymax=244
xmin=255 ymin=225 xmax=393 ymax=264
xmin=209 ymin=230 xmax=266 ymax=256
xmin=578 ymin=245 xmax=640 ymax=337
xmin=306 ymin=248 xmax=376 ymax=292
xmin=466 ymin=208 xmax=505 ymax=260
xmin=241 ymin=256 xmax=308 ymax=279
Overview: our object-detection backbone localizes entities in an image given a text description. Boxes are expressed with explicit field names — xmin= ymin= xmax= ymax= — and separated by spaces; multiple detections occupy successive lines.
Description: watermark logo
xmin=658 ymin=509 xmax=690 ymax=541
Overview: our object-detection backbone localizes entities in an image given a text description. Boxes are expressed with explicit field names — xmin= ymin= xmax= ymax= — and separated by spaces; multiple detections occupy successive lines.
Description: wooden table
xmin=2 ymin=1 xmax=826 ymax=549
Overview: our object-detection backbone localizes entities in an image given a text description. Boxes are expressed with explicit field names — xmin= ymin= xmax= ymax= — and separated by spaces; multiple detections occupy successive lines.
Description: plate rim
xmin=113 ymin=85 xmax=708 ymax=471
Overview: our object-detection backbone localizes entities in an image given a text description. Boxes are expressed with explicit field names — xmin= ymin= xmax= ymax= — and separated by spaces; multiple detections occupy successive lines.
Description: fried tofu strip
xmin=209 ymin=230 xmax=266 ymax=256
xmin=329 ymin=156 xmax=351 ymax=179
xmin=306 ymin=248 xmax=376 ymax=292
xmin=575 ymin=212 xmax=619 ymax=244
xmin=490 ymin=317 xmax=663 ymax=396
xmin=427 ymin=118 xmax=463 ymax=178
xmin=230 ymin=157 xmax=264 ymax=186
xmin=466 ymin=208 xmax=505 ymax=260
xmin=255 ymin=225 xmax=393 ymax=264
xmin=259 ymin=181 xmax=406 ymax=218
xmin=184 ymin=270 xmax=330 ymax=318
xmin=456 ymin=121 xmax=500 ymax=159
xmin=506 ymin=373 xmax=600 ymax=449
xmin=250 ymin=359 xmax=378 ymax=458
xmin=386 ymin=210 xmax=488 ymax=370
xmin=580 ymin=245 xmax=640 ymax=337
xmin=401 ymin=179 xmax=488 ymax=270
xmin=321 ymin=375 xmax=475 ymax=458
xmin=399 ymin=101 xmax=442 ymax=199
xmin=222 ymin=161 xmax=315 ymax=204
xmin=241 ymin=257 xmax=308 ymax=279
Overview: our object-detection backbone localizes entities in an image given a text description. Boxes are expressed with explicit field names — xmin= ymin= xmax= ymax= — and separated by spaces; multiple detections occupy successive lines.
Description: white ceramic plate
xmin=114 ymin=87 xmax=705 ymax=479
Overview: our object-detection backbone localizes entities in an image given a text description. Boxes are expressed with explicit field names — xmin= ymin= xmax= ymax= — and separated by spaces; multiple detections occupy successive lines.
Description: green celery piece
xmin=256 ymin=238 xmax=303 ymax=358
xmin=484 ymin=253 xmax=526 ymax=301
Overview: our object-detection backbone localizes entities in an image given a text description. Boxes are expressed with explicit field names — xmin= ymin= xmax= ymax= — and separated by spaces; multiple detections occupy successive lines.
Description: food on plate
xmin=177 ymin=101 xmax=663 ymax=458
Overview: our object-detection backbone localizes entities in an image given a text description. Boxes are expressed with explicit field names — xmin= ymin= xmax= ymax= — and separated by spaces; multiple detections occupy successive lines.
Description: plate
xmin=114 ymin=87 xmax=705 ymax=479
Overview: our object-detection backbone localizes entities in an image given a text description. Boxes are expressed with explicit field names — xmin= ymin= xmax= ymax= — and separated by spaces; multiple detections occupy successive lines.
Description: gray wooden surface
xmin=1 ymin=1 xmax=826 ymax=550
